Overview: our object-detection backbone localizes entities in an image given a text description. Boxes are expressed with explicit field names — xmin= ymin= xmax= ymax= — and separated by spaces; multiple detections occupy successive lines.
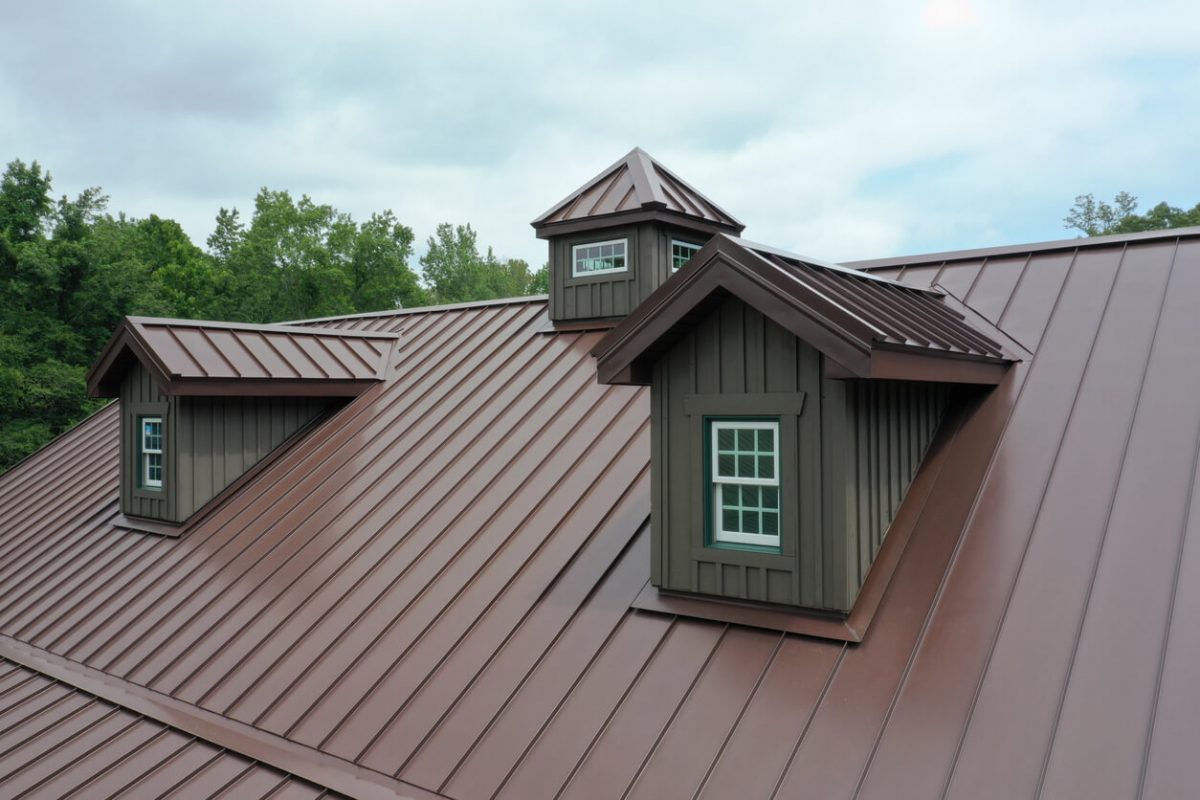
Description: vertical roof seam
xmin=1137 ymin=319 xmax=1200 ymax=797
xmin=173 ymin=331 xmax=580 ymax=705
xmin=195 ymin=328 xmax=244 ymax=379
xmin=996 ymin=253 xmax=1035 ymax=330
xmin=615 ymin=624 xmax=732 ymax=800
xmin=339 ymin=409 xmax=651 ymax=761
xmin=767 ymin=645 xmax=848 ymax=800
xmin=1030 ymin=242 xmax=1175 ymax=798
xmin=690 ymin=632 xmax=788 ymax=800
xmin=432 ymin=524 xmax=653 ymax=792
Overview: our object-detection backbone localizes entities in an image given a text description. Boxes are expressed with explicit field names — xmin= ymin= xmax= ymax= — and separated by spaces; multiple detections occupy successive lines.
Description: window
xmin=572 ymin=239 xmax=627 ymax=276
xmin=671 ymin=240 xmax=702 ymax=271
xmin=139 ymin=416 xmax=163 ymax=490
xmin=709 ymin=419 xmax=780 ymax=548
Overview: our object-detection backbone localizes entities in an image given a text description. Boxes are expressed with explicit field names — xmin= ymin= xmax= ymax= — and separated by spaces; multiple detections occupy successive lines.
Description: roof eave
xmin=533 ymin=208 xmax=744 ymax=239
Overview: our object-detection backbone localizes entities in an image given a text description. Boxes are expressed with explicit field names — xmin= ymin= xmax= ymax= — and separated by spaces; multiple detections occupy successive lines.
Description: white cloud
xmin=1 ymin=0 xmax=1197 ymax=268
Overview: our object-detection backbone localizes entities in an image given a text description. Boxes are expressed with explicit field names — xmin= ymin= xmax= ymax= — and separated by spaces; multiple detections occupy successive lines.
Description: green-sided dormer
xmin=532 ymin=148 xmax=744 ymax=325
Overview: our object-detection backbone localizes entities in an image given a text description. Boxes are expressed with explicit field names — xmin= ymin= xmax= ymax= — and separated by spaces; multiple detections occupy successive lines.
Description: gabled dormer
xmin=86 ymin=316 xmax=398 ymax=533
xmin=594 ymin=235 xmax=1017 ymax=637
xmin=532 ymin=147 xmax=744 ymax=325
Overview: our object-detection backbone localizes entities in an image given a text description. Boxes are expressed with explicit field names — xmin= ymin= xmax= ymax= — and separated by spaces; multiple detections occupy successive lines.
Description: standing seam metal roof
xmin=0 ymin=657 xmax=341 ymax=799
xmin=2 ymin=228 xmax=1200 ymax=798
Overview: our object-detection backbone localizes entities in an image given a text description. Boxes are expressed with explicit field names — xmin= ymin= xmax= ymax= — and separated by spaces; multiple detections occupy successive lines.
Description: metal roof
xmin=531 ymin=147 xmax=744 ymax=235
xmin=86 ymin=317 xmax=398 ymax=398
xmin=0 ymin=657 xmax=340 ymax=799
xmin=3 ymin=227 xmax=1200 ymax=798
xmin=595 ymin=234 xmax=1015 ymax=386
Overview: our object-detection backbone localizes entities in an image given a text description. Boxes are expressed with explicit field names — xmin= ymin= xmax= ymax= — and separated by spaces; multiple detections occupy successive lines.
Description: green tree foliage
xmin=1065 ymin=192 xmax=1200 ymax=237
xmin=0 ymin=159 xmax=535 ymax=473
xmin=420 ymin=223 xmax=542 ymax=303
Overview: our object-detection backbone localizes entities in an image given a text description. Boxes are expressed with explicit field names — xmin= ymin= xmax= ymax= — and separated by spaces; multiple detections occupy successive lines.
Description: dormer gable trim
xmin=531 ymin=147 xmax=745 ymax=237
xmin=593 ymin=235 xmax=1017 ymax=387
xmin=86 ymin=316 xmax=399 ymax=398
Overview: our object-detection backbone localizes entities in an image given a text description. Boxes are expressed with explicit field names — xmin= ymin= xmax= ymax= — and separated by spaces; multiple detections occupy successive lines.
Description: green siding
xmin=548 ymin=223 xmax=708 ymax=322
xmin=119 ymin=363 xmax=332 ymax=524
xmin=651 ymin=295 xmax=950 ymax=613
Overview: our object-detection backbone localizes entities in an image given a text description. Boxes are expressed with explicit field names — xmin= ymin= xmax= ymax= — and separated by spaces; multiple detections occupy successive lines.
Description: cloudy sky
xmin=2 ymin=0 xmax=1197 ymax=268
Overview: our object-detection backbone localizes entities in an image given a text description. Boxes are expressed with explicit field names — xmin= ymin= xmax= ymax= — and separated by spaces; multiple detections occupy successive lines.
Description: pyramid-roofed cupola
xmin=533 ymin=148 xmax=745 ymax=325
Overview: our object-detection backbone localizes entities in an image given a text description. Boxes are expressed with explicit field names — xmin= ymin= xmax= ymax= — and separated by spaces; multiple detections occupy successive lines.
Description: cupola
xmin=86 ymin=316 xmax=397 ymax=533
xmin=532 ymin=147 xmax=744 ymax=325
xmin=593 ymin=234 xmax=1017 ymax=638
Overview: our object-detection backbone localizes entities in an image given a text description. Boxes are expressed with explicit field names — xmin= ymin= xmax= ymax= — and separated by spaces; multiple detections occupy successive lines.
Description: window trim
xmin=139 ymin=415 xmax=163 ymax=491
xmin=571 ymin=238 xmax=629 ymax=277
xmin=707 ymin=418 xmax=782 ymax=550
xmin=670 ymin=239 xmax=703 ymax=271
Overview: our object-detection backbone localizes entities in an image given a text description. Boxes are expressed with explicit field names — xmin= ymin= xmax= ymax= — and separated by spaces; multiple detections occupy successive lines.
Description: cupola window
xmin=139 ymin=416 xmax=164 ymax=490
xmin=671 ymin=240 xmax=702 ymax=271
xmin=572 ymin=239 xmax=628 ymax=276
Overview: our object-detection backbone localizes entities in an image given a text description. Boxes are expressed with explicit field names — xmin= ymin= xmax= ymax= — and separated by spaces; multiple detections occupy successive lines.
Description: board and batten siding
xmin=119 ymin=362 xmax=331 ymax=524
xmin=651 ymin=295 xmax=950 ymax=613
xmin=120 ymin=361 xmax=170 ymax=521
xmin=548 ymin=222 xmax=708 ymax=322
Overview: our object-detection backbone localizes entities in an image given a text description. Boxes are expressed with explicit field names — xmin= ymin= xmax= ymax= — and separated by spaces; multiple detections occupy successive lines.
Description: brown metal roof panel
xmin=52 ymin=309 xmax=523 ymax=668
xmin=357 ymin=465 xmax=651 ymax=774
xmin=695 ymin=636 xmax=845 ymax=800
xmin=853 ymin=244 xmax=1144 ymax=799
xmin=1035 ymin=239 xmax=1197 ymax=800
xmin=532 ymin=148 xmax=744 ymax=233
xmin=399 ymin=522 xmax=654 ymax=790
xmin=921 ymin=243 xmax=1176 ymax=799
xmin=289 ymin=398 xmax=649 ymax=758
xmin=494 ymin=618 xmax=717 ymax=800
xmin=958 ymin=254 xmax=1030 ymax=323
xmin=171 ymin=336 xmax=602 ymax=715
xmin=168 ymin=327 xmax=242 ymax=379
xmin=623 ymin=627 xmax=783 ymax=800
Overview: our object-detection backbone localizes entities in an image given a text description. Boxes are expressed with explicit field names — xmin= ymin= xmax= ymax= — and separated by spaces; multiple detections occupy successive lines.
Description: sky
xmin=1 ymin=0 xmax=1198 ymax=269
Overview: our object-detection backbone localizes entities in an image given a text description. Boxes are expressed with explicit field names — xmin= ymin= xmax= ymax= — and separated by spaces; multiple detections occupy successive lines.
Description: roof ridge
xmin=285 ymin=294 xmax=548 ymax=325
xmin=0 ymin=635 xmax=447 ymax=800
xmin=847 ymin=225 xmax=1200 ymax=271
xmin=126 ymin=316 xmax=400 ymax=339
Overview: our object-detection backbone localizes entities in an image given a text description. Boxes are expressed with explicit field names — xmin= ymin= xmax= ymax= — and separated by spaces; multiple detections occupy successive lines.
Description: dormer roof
xmin=531 ymin=147 xmax=745 ymax=238
xmin=86 ymin=316 xmax=398 ymax=398
xmin=594 ymin=234 xmax=1017 ymax=386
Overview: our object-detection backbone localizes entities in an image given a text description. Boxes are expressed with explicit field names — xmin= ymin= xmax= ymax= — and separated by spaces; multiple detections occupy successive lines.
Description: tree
xmin=419 ymin=223 xmax=541 ymax=303
xmin=1064 ymin=192 xmax=1200 ymax=237
xmin=0 ymin=159 xmax=52 ymax=242
xmin=209 ymin=189 xmax=428 ymax=322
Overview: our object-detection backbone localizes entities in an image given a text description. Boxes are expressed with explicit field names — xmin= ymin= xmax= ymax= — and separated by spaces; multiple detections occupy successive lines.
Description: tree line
xmin=0 ymin=158 xmax=547 ymax=471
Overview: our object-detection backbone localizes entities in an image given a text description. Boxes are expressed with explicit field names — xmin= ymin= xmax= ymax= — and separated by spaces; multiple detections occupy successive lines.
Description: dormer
xmin=594 ymin=235 xmax=1017 ymax=637
xmin=86 ymin=316 xmax=397 ymax=533
xmin=532 ymin=148 xmax=744 ymax=325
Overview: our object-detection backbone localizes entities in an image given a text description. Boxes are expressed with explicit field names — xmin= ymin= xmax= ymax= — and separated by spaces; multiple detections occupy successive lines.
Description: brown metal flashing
xmin=532 ymin=147 xmax=744 ymax=234
xmin=536 ymin=317 xmax=620 ymax=334
xmin=0 ymin=637 xmax=439 ymax=800
xmin=593 ymin=235 xmax=1015 ymax=386
xmin=86 ymin=316 xmax=398 ymax=398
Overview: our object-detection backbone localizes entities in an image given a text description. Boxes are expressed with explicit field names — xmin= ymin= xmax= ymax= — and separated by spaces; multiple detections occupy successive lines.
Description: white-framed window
xmin=140 ymin=416 xmax=163 ymax=490
xmin=671 ymin=240 xmax=702 ymax=271
xmin=572 ymin=239 xmax=628 ymax=277
xmin=709 ymin=419 xmax=780 ymax=548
